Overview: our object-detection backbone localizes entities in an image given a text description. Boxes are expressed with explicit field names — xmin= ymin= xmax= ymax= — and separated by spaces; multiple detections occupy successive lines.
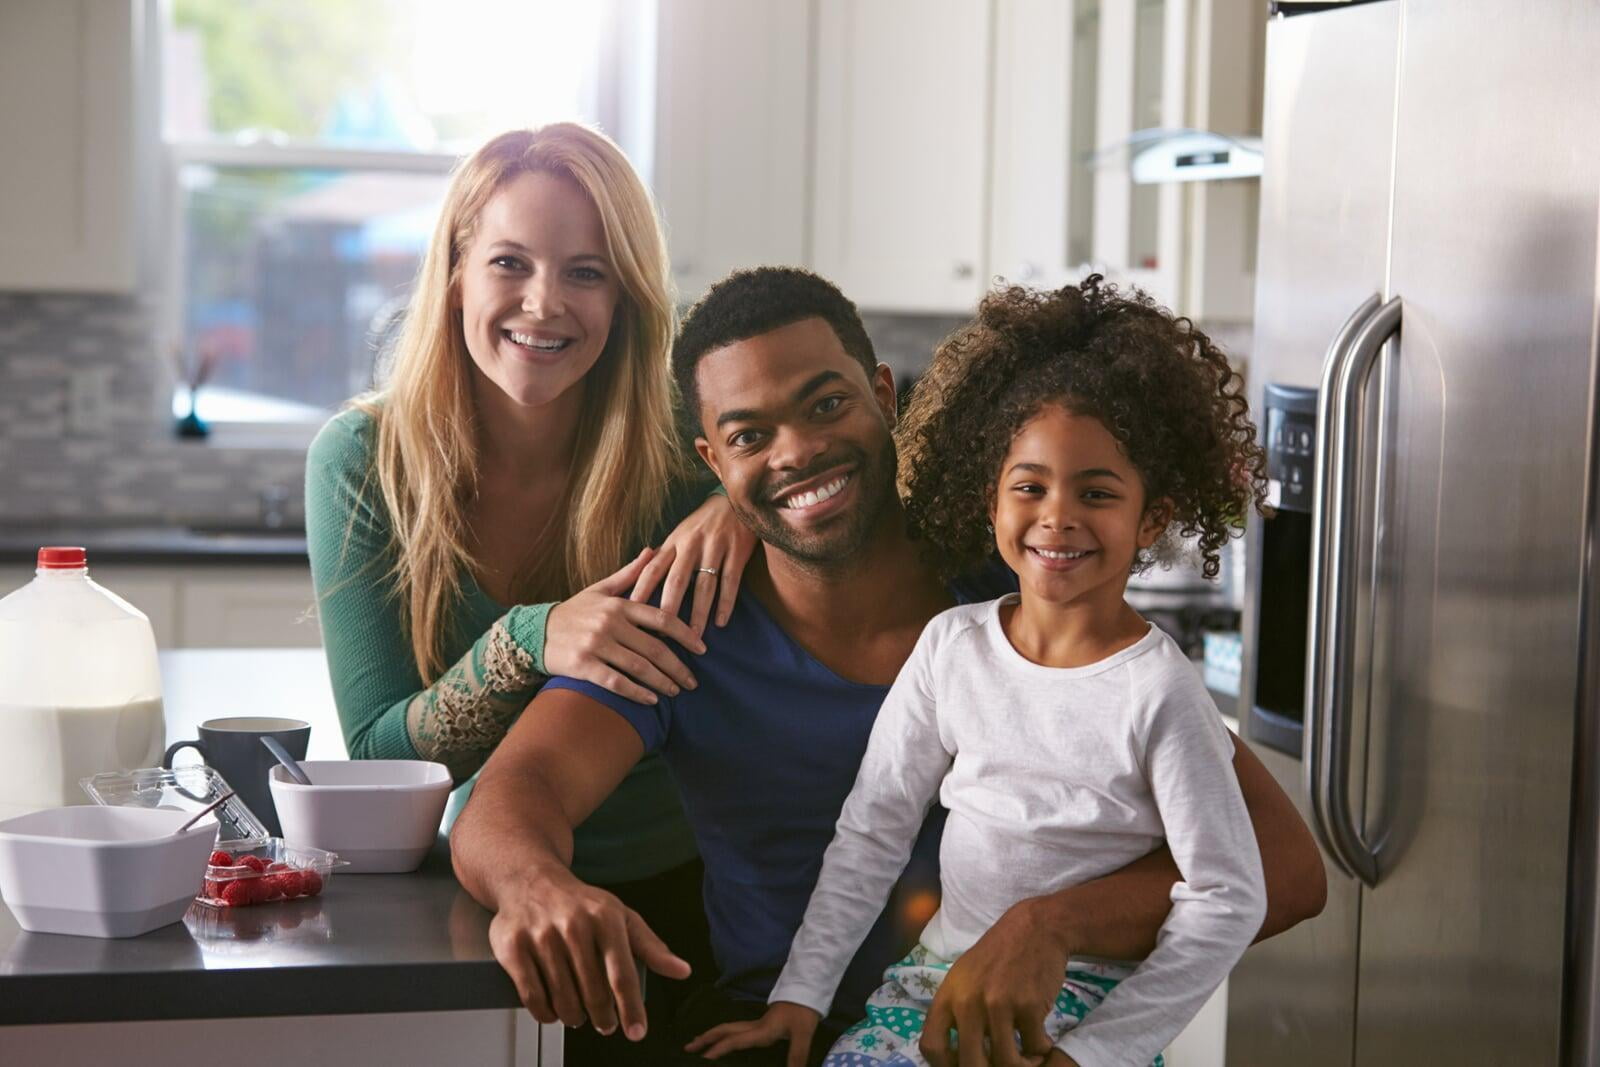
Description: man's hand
xmin=920 ymin=896 xmax=1068 ymax=1067
xmin=486 ymin=863 xmax=690 ymax=1040
xmin=1044 ymin=1051 xmax=1080 ymax=1067
xmin=684 ymin=1001 xmax=822 ymax=1066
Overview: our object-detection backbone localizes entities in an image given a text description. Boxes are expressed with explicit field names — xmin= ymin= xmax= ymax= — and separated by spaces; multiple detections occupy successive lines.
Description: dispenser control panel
xmin=1263 ymin=384 xmax=1318 ymax=514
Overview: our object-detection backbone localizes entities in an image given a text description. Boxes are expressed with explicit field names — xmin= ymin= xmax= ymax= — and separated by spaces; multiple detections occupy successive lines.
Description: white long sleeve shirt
xmin=768 ymin=596 xmax=1266 ymax=1067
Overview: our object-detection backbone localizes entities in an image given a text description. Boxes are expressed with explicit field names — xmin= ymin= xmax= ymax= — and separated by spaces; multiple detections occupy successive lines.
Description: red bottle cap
xmin=37 ymin=546 xmax=88 ymax=569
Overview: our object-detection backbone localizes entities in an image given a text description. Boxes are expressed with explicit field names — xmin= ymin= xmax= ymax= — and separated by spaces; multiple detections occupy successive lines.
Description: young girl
xmin=692 ymin=276 xmax=1270 ymax=1067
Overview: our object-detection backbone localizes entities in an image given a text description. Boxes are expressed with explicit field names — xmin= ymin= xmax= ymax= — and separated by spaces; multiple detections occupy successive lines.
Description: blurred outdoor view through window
xmin=165 ymin=0 xmax=614 ymax=423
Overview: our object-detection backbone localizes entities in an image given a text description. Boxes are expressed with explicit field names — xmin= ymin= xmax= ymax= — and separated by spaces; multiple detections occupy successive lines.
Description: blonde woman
xmin=304 ymin=125 xmax=749 ymax=1043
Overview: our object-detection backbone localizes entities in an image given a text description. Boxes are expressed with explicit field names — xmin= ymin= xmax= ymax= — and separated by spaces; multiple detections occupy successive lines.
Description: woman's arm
xmin=305 ymin=412 xmax=554 ymax=782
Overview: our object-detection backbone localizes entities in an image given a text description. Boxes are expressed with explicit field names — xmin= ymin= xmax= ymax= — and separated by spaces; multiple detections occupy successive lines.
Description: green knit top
xmin=304 ymin=407 xmax=699 ymax=885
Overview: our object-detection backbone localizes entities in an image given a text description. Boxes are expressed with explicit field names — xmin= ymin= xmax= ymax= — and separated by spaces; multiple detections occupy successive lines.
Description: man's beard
xmin=731 ymin=437 xmax=898 ymax=568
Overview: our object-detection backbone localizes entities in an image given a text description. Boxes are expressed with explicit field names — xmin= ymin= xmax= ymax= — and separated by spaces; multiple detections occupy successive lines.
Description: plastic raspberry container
xmin=197 ymin=840 xmax=337 ymax=908
xmin=82 ymin=766 xmax=346 ymax=909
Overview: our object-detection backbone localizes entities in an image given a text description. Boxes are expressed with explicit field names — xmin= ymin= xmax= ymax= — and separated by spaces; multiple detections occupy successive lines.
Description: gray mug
xmin=163 ymin=717 xmax=310 ymax=837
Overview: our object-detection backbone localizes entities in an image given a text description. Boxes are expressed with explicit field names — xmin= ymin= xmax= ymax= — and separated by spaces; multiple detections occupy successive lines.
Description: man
xmin=451 ymin=268 xmax=1326 ymax=1067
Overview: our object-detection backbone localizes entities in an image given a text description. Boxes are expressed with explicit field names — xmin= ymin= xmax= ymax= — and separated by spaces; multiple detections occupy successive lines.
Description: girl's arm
xmin=766 ymin=617 xmax=956 ymax=1016
xmin=1053 ymin=677 xmax=1267 ymax=1067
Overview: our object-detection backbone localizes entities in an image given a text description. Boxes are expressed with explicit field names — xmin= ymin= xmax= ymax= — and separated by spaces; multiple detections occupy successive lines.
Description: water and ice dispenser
xmin=1247 ymin=384 xmax=1317 ymax=757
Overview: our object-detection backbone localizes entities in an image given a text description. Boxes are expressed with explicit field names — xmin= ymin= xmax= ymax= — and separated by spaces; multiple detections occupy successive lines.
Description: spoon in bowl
xmin=261 ymin=736 xmax=313 ymax=786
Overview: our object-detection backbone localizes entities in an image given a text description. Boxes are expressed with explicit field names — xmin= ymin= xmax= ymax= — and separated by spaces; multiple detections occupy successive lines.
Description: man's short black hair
xmin=673 ymin=267 xmax=878 ymax=425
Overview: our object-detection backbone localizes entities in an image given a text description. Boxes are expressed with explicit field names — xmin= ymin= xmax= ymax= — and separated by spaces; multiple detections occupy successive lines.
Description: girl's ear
xmin=1138 ymin=498 xmax=1175 ymax=549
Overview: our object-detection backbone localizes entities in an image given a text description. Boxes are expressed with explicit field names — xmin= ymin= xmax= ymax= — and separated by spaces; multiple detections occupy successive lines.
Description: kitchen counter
xmin=0 ymin=649 xmax=520 ymax=1026
xmin=0 ymin=525 xmax=308 ymax=564
xmin=0 ymin=838 xmax=519 ymax=1025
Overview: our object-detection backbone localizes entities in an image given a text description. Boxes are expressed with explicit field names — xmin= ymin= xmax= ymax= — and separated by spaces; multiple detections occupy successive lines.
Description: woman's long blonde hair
xmin=355 ymin=124 xmax=680 ymax=682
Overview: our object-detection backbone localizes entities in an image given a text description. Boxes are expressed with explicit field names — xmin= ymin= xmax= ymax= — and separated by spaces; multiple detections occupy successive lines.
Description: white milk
xmin=0 ymin=551 xmax=166 ymax=823
xmin=0 ymin=699 xmax=165 ymax=822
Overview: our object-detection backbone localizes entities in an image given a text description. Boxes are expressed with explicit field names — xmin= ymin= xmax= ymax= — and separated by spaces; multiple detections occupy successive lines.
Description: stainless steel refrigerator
xmin=1228 ymin=1 xmax=1600 ymax=1063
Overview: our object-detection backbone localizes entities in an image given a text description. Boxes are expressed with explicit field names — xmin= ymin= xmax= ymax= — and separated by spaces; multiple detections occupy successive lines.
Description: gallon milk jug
xmin=0 ymin=547 xmax=165 ymax=822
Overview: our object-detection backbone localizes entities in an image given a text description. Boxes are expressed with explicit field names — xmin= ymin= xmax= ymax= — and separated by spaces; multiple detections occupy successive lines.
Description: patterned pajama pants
xmin=821 ymin=944 xmax=1164 ymax=1067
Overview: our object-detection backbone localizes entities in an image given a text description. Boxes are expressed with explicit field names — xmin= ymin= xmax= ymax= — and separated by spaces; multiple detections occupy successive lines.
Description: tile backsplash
xmin=0 ymin=293 xmax=306 ymax=528
xmin=0 ymin=294 xmax=976 ymax=529
xmin=0 ymin=292 xmax=1250 ymax=528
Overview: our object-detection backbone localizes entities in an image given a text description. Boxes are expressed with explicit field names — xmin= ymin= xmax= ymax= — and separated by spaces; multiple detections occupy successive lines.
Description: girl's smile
xmin=991 ymin=404 xmax=1170 ymax=663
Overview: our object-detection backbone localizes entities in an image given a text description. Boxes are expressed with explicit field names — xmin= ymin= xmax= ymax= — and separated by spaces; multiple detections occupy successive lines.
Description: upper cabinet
xmin=652 ymin=0 xmax=812 ymax=307
xmin=0 ymin=0 xmax=137 ymax=293
xmin=989 ymin=0 xmax=1263 ymax=320
xmin=988 ymin=0 xmax=1096 ymax=294
xmin=811 ymin=0 xmax=992 ymax=313
xmin=653 ymin=0 xmax=1264 ymax=318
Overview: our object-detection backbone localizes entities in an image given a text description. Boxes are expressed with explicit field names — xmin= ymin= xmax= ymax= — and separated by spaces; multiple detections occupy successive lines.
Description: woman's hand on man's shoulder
xmin=544 ymin=548 xmax=708 ymax=705
xmin=630 ymin=493 xmax=758 ymax=637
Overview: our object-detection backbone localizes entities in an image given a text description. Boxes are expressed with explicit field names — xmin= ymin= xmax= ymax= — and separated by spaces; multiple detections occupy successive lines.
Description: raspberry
xmin=300 ymin=868 xmax=323 ymax=897
xmin=220 ymin=880 xmax=256 ymax=907
xmin=201 ymin=878 xmax=223 ymax=900
xmin=266 ymin=861 xmax=291 ymax=874
xmin=237 ymin=855 xmax=268 ymax=873
xmin=260 ymin=875 xmax=284 ymax=901
xmin=208 ymin=850 xmax=235 ymax=867
xmin=275 ymin=869 xmax=305 ymax=898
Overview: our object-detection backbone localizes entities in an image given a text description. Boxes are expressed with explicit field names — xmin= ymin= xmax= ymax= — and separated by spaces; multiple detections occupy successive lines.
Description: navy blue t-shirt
xmin=544 ymin=562 xmax=1014 ymax=1019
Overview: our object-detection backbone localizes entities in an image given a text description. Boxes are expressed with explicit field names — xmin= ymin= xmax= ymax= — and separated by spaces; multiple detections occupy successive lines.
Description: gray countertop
xmin=0 ymin=525 xmax=309 ymax=565
xmin=0 ymin=650 xmax=519 ymax=1024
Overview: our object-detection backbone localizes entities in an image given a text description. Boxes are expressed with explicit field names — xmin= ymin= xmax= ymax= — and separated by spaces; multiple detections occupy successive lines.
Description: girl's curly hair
xmin=897 ymin=275 xmax=1268 ymax=582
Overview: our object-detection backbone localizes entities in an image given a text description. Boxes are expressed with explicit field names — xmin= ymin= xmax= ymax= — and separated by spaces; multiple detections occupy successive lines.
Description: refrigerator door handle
xmin=1305 ymin=294 xmax=1379 ymax=879
xmin=1308 ymin=295 xmax=1402 ymax=889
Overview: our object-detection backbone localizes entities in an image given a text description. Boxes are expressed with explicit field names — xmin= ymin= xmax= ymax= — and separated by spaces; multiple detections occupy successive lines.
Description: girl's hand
xmin=629 ymin=493 xmax=757 ymax=638
xmin=685 ymin=1001 xmax=821 ymax=1066
xmin=545 ymin=548 xmax=707 ymax=704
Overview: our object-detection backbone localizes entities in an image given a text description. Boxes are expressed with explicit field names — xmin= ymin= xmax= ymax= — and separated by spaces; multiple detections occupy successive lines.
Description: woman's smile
xmin=457 ymin=170 xmax=619 ymax=410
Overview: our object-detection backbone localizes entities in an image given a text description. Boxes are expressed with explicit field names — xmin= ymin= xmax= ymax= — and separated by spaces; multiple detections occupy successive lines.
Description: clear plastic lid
xmin=81 ymin=765 xmax=272 ymax=846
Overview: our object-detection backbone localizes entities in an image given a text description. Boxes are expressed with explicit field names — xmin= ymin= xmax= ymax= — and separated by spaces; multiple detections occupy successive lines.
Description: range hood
xmin=1110 ymin=128 xmax=1265 ymax=184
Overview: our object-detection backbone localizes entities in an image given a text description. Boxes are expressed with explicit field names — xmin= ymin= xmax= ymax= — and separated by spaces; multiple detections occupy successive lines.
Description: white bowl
xmin=269 ymin=760 xmax=450 ymax=873
xmin=0 ymin=806 xmax=217 ymax=938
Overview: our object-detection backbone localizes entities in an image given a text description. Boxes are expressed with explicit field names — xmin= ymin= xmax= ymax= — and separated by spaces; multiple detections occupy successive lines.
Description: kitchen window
xmin=157 ymin=0 xmax=646 ymax=439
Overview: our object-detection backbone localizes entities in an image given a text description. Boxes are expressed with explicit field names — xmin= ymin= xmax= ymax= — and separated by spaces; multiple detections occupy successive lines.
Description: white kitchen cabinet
xmin=988 ymin=0 xmax=1262 ymax=321
xmin=0 ymin=565 xmax=176 ymax=648
xmin=653 ymin=0 xmax=812 ymax=305
xmin=989 ymin=0 xmax=1095 ymax=293
xmin=178 ymin=567 xmax=321 ymax=649
xmin=1179 ymin=0 xmax=1265 ymax=323
xmin=0 ymin=1009 xmax=554 ymax=1066
xmin=812 ymin=0 xmax=993 ymax=313
xmin=0 ymin=0 xmax=137 ymax=292
xmin=0 ymin=563 xmax=318 ymax=650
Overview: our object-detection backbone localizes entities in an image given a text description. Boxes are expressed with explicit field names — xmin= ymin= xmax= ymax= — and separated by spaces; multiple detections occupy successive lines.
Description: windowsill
xmin=186 ymin=419 xmax=324 ymax=451
xmin=170 ymin=386 xmax=330 ymax=450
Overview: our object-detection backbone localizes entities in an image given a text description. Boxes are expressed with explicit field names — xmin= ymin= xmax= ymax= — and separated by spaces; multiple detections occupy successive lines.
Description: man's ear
xmin=1139 ymin=498 xmax=1175 ymax=548
xmin=871 ymin=363 xmax=898 ymax=427
xmin=694 ymin=436 xmax=723 ymax=483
